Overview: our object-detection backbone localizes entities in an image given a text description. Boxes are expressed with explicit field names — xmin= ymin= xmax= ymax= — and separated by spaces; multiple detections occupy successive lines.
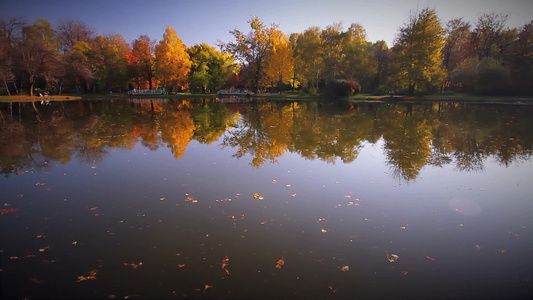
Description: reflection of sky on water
xmin=1 ymin=101 xmax=532 ymax=299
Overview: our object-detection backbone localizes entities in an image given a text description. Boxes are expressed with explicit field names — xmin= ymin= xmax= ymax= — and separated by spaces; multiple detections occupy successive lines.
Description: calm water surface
xmin=1 ymin=99 xmax=532 ymax=299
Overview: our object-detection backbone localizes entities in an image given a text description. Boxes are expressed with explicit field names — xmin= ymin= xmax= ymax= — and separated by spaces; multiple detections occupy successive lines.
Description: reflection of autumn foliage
xmin=160 ymin=109 xmax=195 ymax=159
xmin=0 ymin=100 xmax=532 ymax=181
xmin=380 ymin=106 xmax=437 ymax=180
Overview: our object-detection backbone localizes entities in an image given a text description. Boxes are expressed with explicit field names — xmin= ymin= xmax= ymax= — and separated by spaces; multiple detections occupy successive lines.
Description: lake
xmin=1 ymin=98 xmax=532 ymax=299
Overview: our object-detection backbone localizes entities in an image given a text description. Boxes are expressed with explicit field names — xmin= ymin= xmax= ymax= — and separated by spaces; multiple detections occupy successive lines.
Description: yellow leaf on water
xmin=385 ymin=251 xmax=399 ymax=262
xmin=321 ymin=228 xmax=328 ymax=233
xmin=340 ymin=265 xmax=349 ymax=271
xmin=77 ymin=269 xmax=98 ymax=282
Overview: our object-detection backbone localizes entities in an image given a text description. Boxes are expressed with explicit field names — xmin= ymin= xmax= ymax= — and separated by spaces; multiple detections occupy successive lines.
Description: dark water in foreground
xmin=1 ymin=99 xmax=532 ymax=299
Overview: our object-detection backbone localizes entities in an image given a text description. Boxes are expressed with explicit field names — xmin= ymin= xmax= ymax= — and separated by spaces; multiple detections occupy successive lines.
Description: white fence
xmin=217 ymin=89 xmax=254 ymax=95
xmin=128 ymin=89 xmax=168 ymax=95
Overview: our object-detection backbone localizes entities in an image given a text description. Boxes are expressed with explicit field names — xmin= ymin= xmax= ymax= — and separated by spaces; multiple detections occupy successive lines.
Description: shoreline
xmin=2 ymin=93 xmax=533 ymax=104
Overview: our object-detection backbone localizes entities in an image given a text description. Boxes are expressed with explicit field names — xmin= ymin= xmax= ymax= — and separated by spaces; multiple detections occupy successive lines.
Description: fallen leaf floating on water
xmin=252 ymin=193 xmax=264 ymax=200
xmin=401 ymin=271 xmax=409 ymax=276
xmin=0 ymin=208 xmax=19 ymax=214
xmin=77 ymin=269 xmax=98 ymax=282
xmin=39 ymin=246 xmax=50 ymax=252
xmin=495 ymin=249 xmax=507 ymax=253
xmin=425 ymin=255 xmax=436 ymax=261
xmin=178 ymin=264 xmax=186 ymax=268
xmin=508 ymin=231 xmax=519 ymax=239
xmin=123 ymin=262 xmax=143 ymax=269
xmin=221 ymin=256 xmax=229 ymax=269
xmin=204 ymin=285 xmax=213 ymax=292
xmin=275 ymin=258 xmax=285 ymax=269
xmin=29 ymin=277 xmax=44 ymax=284
xmin=385 ymin=251 xmax=399 ymax=263
xmin=339 ymin=265 xmax=349 ymax=272
xmin=185 ymin=196 xmax=198 ymax=203
xmin=321 ymin=228 xmax=328 ymax=233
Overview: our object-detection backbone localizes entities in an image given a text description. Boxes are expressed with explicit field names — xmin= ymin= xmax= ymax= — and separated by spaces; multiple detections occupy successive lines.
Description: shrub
xmin=325 ymin=80 xmax=361 ymax=97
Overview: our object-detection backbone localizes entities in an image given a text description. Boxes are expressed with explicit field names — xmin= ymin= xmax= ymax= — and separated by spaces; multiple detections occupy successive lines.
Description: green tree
xmin=292 ymin=26 xmax=323 ymax=91
xmin=390 ymin=8 xmax=446 ymax=94
xmin=371 ymin=40 xmax=389 ymax=90
xmin=154 ymin=27 xmax=191 ymax=92
xmin=187 ymin=43 xmax=234 ymax=93
xmin=340 ymin=23 xmax=376 ymax=91
xmin=320 ymin=23 xmax=344 ymax=82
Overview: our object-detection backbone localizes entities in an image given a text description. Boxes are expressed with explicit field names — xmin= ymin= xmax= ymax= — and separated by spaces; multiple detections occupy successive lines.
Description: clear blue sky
xmin=1 ymin=0 xmax=532 ymax=47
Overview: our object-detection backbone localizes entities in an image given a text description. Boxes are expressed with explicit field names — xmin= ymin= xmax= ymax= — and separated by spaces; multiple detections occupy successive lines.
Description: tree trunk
xmin=408 ymin=83 xmax=415 ymax=95
xmin=3 ymin=78 xmax=11 ymax=96
xmin=29 ymin=77 xmax=36 ymax=97
xmin=58 ymin=77 xmax=63 ymax=95
xmin=31 ymin=101 xmax=42 ymax=122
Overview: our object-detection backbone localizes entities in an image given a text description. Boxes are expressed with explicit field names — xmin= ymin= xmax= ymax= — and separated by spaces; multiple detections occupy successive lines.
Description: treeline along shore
xmin=1 ymin=9 xmax=532 ymax=98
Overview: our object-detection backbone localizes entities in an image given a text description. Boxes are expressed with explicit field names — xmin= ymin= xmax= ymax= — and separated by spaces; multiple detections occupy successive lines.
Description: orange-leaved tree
xmin=154 ymin=27 xmax=191 ymax=93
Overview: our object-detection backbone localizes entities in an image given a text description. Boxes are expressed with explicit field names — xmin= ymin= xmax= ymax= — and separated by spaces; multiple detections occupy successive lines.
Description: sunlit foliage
xmin=154 ymin=27 xmax=191 ymax=92
xmin=390 ymin=8 xmax=446 ymax=94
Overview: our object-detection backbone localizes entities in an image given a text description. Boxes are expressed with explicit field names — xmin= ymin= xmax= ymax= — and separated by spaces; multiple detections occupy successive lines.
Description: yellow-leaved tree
xmin=155 ymin=27 xmax=191 ymax=92
xmin=262 ymin=30 xmax=294 ymax=93
xmin=390 ymin=8 xmax=446 ymax=95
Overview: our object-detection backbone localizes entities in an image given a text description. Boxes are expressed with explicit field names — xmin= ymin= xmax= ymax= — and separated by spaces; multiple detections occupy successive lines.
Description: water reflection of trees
xmin=1 ymin=100 xmax=531 ymax=181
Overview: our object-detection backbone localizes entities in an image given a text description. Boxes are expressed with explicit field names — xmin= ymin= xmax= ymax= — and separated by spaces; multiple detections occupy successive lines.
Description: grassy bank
xmin=2 ymin=92 xmax=532 ymax=103
xmin=0 ymin=95 xmax=84 ymax=102
xmin=347 ymin=93 xmax=533 ymax=103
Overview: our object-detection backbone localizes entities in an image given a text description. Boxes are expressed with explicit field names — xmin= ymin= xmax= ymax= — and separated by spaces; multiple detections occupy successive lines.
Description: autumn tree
xmin=56 ymin=19 xmax=94 ymax=52
xmin=223 ymin=17 xmax=277 ymax=92
xmin=155 ymin=27 xmax=191 ymax=92
xmin=292 ymin=26 xmax=323 ymax=91
xmin=19 ymin=18 xmax=61 ymax=96
xmin=0 ymin=18 xmax=25 ymax=94
xmin=390 ymin=8 xmax=446 ymax=94
xmin=340 ymin=23 xmax=376 ymax=91
xmin=320 ymin=23 xmax=344 ymax=82
xmin=262 ymin=29 xmax=294 ymax=93
xmin=512 ymin=21 xmax=533 ymax=93
xmin=52 ymin=19 xmax=96 ymax=94
xmin=442 ymin=18 xmax=472 ymax=73
xmin=86 ymin=33 xmax=130 ymax=92
xmin=128 ymin=35 xmax=156 ymax=89
xmin=187 ymin=43 xmax=236 ymax=93
xmin=371 ymin=40 xmax=389 ymax=90
xmin=472 ymin=13 xmax=510 ymax=60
